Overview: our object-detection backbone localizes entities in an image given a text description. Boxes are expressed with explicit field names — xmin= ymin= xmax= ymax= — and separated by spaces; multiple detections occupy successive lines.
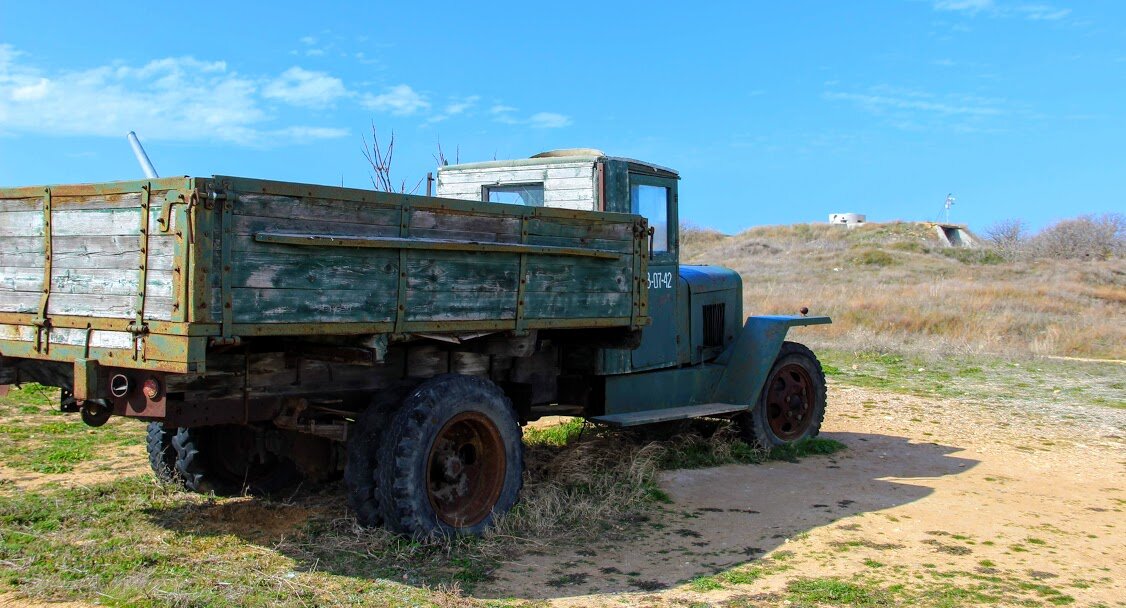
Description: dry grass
xmin=683 ymin=222 xmax=1126 ymax=359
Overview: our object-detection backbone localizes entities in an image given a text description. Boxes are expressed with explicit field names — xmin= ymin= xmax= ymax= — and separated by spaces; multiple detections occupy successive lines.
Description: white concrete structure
xmin=829 ymin=213 xmax=866 ymax=228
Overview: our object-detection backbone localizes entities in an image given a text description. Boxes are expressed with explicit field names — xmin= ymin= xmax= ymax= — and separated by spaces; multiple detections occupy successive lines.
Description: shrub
xmin=984 ymin=218 xmax=1027 ymax=260
xmin=1026 ymin=213 xmax=1125 ymax=260
xmin=851 ymin=248 xmax=897 ymax=267
xmin=940 ymin=248 xmax=1006 ymax=265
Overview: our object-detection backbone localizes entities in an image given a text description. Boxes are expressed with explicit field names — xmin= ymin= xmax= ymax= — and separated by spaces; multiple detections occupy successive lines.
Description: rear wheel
xmin=375 ymin=374 xmax=524 ymax=536
xmin=345 ymin=387 xmax=408 ymax=528
xmin=145 ymin=422 xmax=180 ymax=484
xmin=173 ymin=425 xmax=299 ymax=496
xmin=736 ymin=341 xmax=827 ymax=448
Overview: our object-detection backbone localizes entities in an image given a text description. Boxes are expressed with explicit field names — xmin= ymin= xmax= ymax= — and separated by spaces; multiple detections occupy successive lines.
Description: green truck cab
xmin=0 ymin=150 xmax=829 ymax=536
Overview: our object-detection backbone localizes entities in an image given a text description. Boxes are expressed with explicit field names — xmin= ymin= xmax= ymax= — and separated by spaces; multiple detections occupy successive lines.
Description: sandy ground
xmin=479 ymin=383 xmax=1126 ymax=606
xmin=1 ymin=380 xmax=1123 ymax=607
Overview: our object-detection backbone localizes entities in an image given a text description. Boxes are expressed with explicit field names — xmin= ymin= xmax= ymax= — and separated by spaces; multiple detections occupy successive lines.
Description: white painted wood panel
xmin=0 ymin=211 xmax=45 ymax=237
xmin=0 ymin=198 xmax=42 ymax=213
xmin=438 ymin=160 xmax=597 ymax=210
xmin=0 ymin=267 xmax=42 ymax=292
xmin=0 ymin=323 xmax=136 ymax=349
xmin=54 ymin=208 xmax=141 ymax=237
xmin=438 ymin=168 xmax=549 ymax=185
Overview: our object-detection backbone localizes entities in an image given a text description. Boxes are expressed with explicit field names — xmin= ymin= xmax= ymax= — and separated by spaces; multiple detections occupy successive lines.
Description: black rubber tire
xmin=344 ymin=387 xmax=409 ymax=528
xmin=736 ymin=341 xmax=827 ymax=448
xmin=375 ymin=374 xmax=524 ymax=537
xmin=173 ymin=425 xmax=299 ymax=496
xmin=145 ymin=422 xmax=180 ymax=484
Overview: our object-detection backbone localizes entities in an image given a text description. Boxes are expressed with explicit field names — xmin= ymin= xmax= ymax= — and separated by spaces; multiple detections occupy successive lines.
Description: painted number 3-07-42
xmin=647 ymin=271 xmax=673 ymax=290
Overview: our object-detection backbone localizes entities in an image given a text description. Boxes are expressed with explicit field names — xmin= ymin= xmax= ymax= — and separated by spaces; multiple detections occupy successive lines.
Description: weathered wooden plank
xmin=231 ymin=249 xmax=399 ymax=290
xmin=231 ymin=215 xmax=400 ymax=239
xmin=410 ymin=210 xmax=521 ymax=236
xmin=527 ymin=217 xmax=633 ymax=241
xmin=525 ymin=234 xmax=633 ymax=253
xmin=231 ymin=287 xmax=397 ymax=324
xmin=438 ymin=168 xmax=549 ymax=185
xmin=1 ymin=193 xmax=177 ymax=238
xmin=548 ymin=166 xmax=595 ymax=179
xmin=524 ymin=259 xmax=632 ymax=293
xmin=52 ymin=235 xmax=174 ymax=271
xmin=233 ymin=194 xmax=401 ymax=226
xmin=52 ymin=192 xmax=143 ymax=211
xmin=0 ymin=324 xmax=132 ymax=348
xmin=523 ymin=291 xmax=631 ymax=319
xmin=404 ymin=290 xmax=516 ymax=321
xmin=402 ymin=253 xmax=629 ymax=294
xmin=0 ymin=291 xmax=174 ymax=320
xmin=0 ymin=211 xmax=44 ymax=237
xmin=53 ymin=208 xmax=141 ymax=237
xmin=544 ymin=188 xmax=596 ymax=203
xmin=0 ymin=198 xmax=42 ymax=213
xmin=436 ymin=186 xmax=481 ymax=199
xmin=0 ymin=291 xmax=38 ymax=313
xmin=409 ymin=228 xmax=522 ymax=243
xmin=49 ymin=268 xmax=174 ymax=299
xmin=0 ymin=267 xmax=42 ymax=292
xmin=545 ymin=177 xmax=595 ymax=191
xmin=407 ymin=252 xmax=520 ymax=293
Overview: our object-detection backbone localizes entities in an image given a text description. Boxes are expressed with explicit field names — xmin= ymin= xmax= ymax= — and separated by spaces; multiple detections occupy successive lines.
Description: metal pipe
xmin=127 ymin=131 xmax=159 ymax=178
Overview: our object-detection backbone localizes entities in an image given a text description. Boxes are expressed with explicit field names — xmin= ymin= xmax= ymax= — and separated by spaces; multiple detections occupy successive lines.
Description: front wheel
xmin=736 ymin=341 xmax=827 ymax=448
xmin=375 ymin=374 xmax=524 ymax=536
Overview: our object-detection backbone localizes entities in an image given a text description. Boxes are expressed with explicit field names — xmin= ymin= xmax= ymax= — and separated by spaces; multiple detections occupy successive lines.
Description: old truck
xmin=0 ymin=148 xmax=830 ymax=535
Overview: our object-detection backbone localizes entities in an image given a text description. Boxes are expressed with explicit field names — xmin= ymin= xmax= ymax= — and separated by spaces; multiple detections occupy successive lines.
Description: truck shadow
xmin=147 ymin=430 xmax=977 ymax=602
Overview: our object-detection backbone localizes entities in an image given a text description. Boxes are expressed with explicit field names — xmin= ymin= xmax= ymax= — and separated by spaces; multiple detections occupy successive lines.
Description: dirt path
xmin=479 ymin=383 xmax=1126 ymax=606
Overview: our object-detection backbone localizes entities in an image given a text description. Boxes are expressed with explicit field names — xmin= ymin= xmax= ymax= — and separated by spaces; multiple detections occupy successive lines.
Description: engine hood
xmin=679 ymin=265 xmax=742 ymax=294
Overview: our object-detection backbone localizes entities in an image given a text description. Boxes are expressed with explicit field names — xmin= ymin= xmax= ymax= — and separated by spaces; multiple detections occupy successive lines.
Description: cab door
xmin=630 ymin=173 xmax=683 ymax=370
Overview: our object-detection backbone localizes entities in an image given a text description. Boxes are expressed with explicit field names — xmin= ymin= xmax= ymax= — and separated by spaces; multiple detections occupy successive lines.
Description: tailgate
xmin=0 ymin=177 xmax=205 ymax=373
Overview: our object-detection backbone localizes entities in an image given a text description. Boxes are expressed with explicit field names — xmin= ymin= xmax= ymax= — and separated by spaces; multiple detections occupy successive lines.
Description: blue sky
xmin=1 ymin=0 xmax=1123 ymax=233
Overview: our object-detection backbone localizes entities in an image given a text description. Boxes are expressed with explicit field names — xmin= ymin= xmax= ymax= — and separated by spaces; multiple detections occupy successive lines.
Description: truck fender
xmin=710 ymin=315 xmax=831 ymax=407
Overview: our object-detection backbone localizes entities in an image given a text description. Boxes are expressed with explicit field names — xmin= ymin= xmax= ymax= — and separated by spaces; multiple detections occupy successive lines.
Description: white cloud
xmin=933 ymin=0 xmax=1070 ymax=21
xmin=11 ymin=77 xmax=48 ymax=101
xmin=487 ymin=105 xmax=571 ymax=128
xmin=528 ymin=112 xmax=571 ymax=129
xmin=1017 ymin=4 xmax=1070 ymax=20
xmin=825 ymin=90 xmax=1003 ymax=117
xmin=824 ymin=85 xmax=1017 ymax=132
xmin=934 ymin=0 xmax=994 ymax=14
xmin=263 ymin=66 xmax=348 ymax=108
xmin=427 ymin=95 xmax=480 ymax=123
xmin=362 ymin=84 xmax=430 ymax=115
xmin=0 ymin=45 xmax=346 ymax=146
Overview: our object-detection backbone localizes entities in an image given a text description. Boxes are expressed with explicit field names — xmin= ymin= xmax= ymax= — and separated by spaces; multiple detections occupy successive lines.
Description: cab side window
xmin=631 ymin=184 xmax=668 ymax=253
xmin=484 ymin=183 xmax=545 ymax=206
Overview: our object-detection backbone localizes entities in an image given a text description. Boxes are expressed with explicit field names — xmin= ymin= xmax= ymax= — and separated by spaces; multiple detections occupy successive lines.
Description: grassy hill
xmin=682 ymin=222 xmax=1125 ymax=360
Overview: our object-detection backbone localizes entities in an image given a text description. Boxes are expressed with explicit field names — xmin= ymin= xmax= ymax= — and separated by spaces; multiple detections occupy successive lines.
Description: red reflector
xmin=142 ymin=378 xmax=162 ymax=400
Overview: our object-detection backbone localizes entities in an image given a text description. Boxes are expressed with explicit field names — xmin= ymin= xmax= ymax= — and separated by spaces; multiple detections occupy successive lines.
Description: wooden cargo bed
xmin=0 ymin=176 xmax=649 ymax=374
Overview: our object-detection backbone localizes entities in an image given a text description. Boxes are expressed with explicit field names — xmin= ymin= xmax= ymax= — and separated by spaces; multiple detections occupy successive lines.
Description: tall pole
xmin=127 ymin=131 xmax=159 ymax=179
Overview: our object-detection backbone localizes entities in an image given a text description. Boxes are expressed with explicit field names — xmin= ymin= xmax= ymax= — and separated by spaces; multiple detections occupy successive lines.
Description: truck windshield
xmin=631 ymin=184 xmax=668 ymax=253
xmin=485 ymin=183 xmax=545 ymax=206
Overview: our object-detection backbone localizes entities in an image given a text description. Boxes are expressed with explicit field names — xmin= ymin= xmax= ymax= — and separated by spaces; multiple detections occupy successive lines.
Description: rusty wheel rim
xmin=426 ymin=412 xmax=506 ymax=528
xmin=765 ymin=363 xmax=815 ymax=441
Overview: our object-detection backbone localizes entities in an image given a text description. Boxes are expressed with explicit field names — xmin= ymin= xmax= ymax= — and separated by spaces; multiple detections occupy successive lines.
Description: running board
xmin=591 ymin=403 xmax=747 ymax=427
